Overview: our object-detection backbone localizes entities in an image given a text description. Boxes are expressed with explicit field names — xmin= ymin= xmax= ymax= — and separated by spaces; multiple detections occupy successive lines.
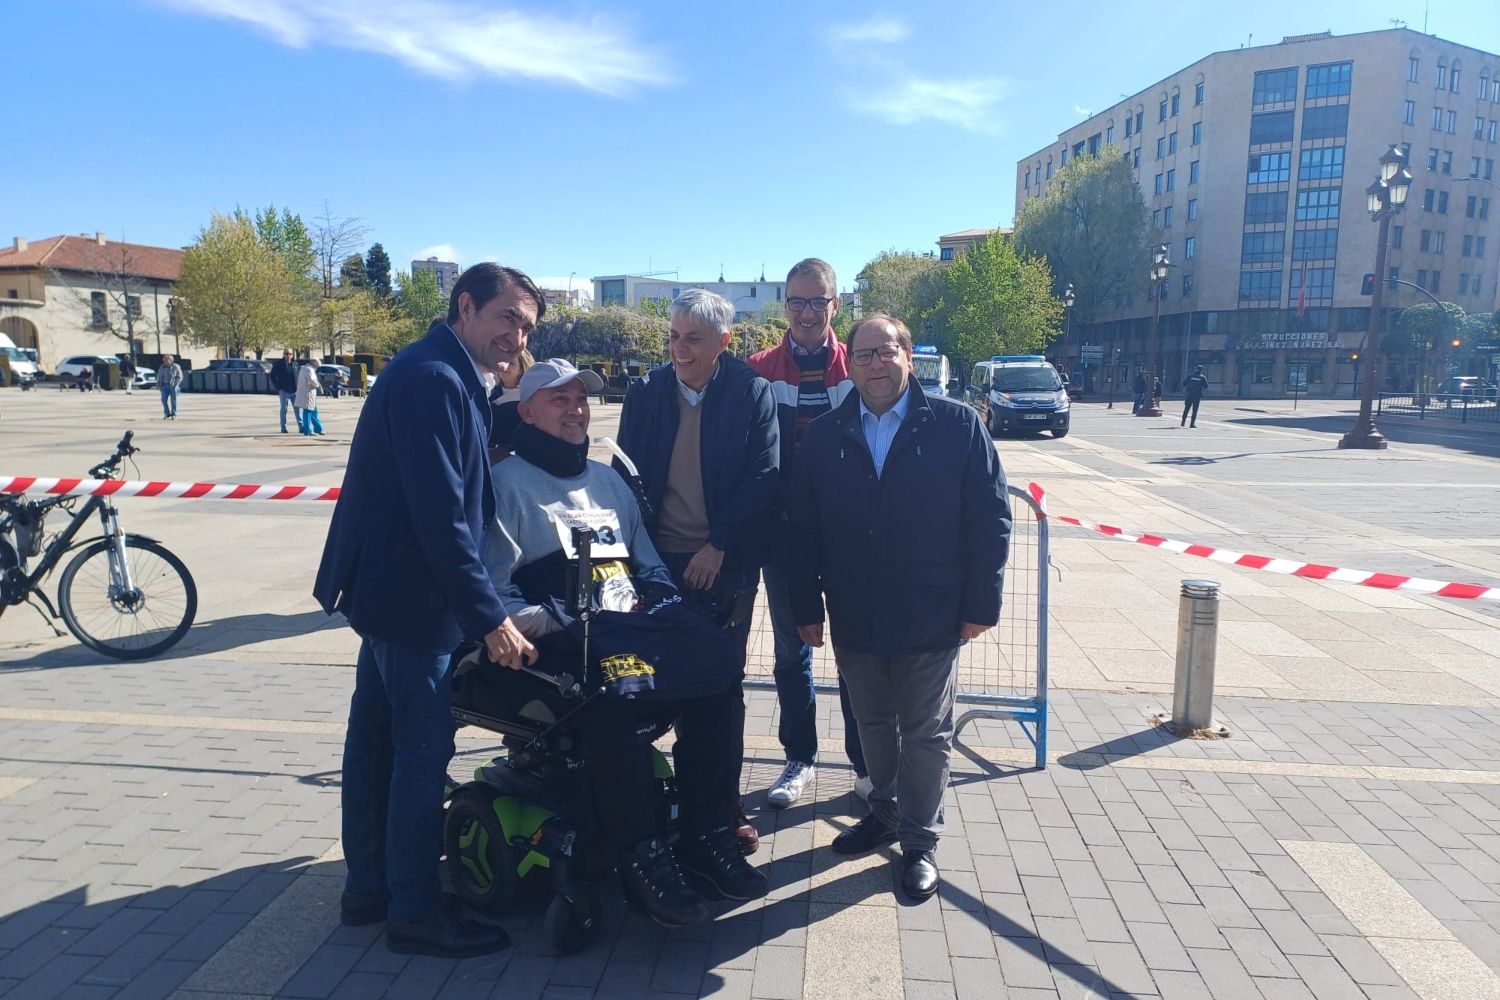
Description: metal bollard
xmin=1161 ymin=580 xmax=1230 ymax=738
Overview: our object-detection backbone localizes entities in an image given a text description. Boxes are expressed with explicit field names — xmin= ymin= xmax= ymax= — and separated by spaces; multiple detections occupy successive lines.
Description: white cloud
xmin=413 ymin=243 xmax=463 ymax=264
xmin=1074 ymin=104 xmax=1092 ymax=117
xmin=829 ymin=16 xmax=910 ymax=45
xmin=853 ymin=76 xmax=1016 ymax=133
xmin=159 ymin=0 xmax=671 ymax=96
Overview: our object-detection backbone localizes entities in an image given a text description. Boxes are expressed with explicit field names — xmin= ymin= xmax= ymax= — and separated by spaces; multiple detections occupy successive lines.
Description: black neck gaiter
xmin=514 ymin=421 xmax=589 ymax=477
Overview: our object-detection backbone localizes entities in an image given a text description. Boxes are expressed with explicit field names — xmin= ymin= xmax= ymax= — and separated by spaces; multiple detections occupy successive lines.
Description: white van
xmin=910 ymin=346 xmax=955 ymax=398
xmin=0 ymin=334 xmax=41 ymax=384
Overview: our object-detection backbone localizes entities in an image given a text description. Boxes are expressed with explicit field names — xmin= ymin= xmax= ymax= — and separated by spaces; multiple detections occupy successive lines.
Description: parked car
xmin=53 ymin=355 xmax=119 ymax=379
xmin=317 ymin=364 xmax=350 ymax=396
xmin=206 ymin=358 xmax=271 ymax=374
xmin=132 ymin=369 xmax=157 ymax=389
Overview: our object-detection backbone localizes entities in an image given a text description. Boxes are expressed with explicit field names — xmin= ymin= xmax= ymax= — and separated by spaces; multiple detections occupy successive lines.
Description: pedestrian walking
xmin=1181 ymin=365 xmax=1208 ymax=428
xmin=617 ymin=287 xmax=779 ymax=854
xmin=747 ymin=258 xmax=869 ymax=809
xmin=787 ymin=313 xmax=1011 ymax=900
xmin=314 ymin=263 xmax=540 ymax=959
xmin=118 ymin=353 xmax=136 ymax=395
xmin=157 ymin=355 xmax=182 ymax=419
xmin=271 ymin=348 xmax=299 ymax=432
xmin=296 ymin=356 xmax=324 ymax=435
xmin=1131 ymin=370 xmax=1147 ymax=414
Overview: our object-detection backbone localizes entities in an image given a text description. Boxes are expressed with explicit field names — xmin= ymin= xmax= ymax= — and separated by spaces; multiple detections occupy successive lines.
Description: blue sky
xmin=9 ymin=0 xmax=1500 ymax=293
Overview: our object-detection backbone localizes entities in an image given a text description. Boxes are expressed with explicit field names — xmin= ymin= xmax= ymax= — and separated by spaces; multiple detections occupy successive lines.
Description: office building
xmin=411 ymin=256 xmax=461 ymax=299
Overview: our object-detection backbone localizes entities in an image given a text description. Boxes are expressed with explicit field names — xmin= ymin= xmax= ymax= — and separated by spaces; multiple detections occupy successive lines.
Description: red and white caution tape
xmin=1026 ymin=482 xmax=1500 ymax=603
xmin=0 ymin=476 xmax=341 ymax=502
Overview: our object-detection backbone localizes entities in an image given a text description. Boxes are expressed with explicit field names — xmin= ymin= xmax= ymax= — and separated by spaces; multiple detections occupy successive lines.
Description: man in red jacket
xmin=747 ymin=258 xmax=867 ymax=810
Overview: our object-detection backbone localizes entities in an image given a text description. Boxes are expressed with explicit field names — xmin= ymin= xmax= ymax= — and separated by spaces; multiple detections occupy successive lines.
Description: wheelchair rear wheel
xmin=445 ymin=785 xmax=519 ymax=914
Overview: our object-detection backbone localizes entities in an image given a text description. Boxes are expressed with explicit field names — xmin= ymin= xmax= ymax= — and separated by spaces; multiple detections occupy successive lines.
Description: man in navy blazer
xmin=315 ymin=263 xmax=541 ymax=958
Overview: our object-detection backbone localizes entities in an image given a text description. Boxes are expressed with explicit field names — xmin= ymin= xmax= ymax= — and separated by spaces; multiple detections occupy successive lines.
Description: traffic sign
xmin=1081 ymin=345 xmax=1104 ymax=362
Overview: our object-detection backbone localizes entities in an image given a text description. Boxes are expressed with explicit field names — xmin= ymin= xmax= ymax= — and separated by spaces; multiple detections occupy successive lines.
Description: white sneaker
xmin=852 ymin=774 xmax=874 ymax=802
xmin=766 ymin=761 xmax=815 ymax=809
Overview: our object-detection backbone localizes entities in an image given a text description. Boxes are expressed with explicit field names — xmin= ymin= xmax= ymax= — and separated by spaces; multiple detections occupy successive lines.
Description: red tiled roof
xmin=0 ymin=236 xmax=182 ymax=282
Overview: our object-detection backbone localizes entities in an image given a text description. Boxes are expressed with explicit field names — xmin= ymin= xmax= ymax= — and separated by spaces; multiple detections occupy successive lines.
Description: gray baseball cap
xmin=517 ymin=358 xmax=604 ymax=402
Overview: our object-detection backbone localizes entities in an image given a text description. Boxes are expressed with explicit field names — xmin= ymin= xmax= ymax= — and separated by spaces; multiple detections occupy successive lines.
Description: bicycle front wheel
xmin=57 ymin=537 xmax=197 ymax=660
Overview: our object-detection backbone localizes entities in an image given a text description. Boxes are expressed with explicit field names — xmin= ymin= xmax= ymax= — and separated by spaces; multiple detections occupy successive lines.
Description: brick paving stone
xmin=1281 ymin=890 xmax=1360 ymax=937
xmin=950 ymin=956 xmax=1003 ymax=1000
xmin=995 ymin=935 xmax=1053 ymax=990
xmin=1089 ymin=845 xmax=1143 ymax=883
xmin=1072 ymin=898 xmax=1133 ymax=945
xmin=1128 ymin=921 xmax=1194 ymax=972
xmin=1285 ymin=954 xmax=1367 ymax=1000
xmin=904 ymin=980 xmax=957 ymax=1000
xmin=280 ymin=943 xmax=367 ymax=999
xmin=1318 ymin=934 xmax=1407 ymax=987
xmin=1224 ymin=870 xmax=1288 ymax=912
xmin=1222 ymin=927 xmax=1297 ymax=979
xmin=1185 ymin=948 xmax=1264 ymax=1000
xmin=941 ymin=907 xmax=998 ymax=959
xmin=1049 ymin=963 xmax=1111 ymax=999
xmin=901 ymin=929 xmax=953 ymax=983
xmin=1107 ymin=880 xmax=1167 ymax=925
xmin=1085 ymin=941 xmax=1156 ymax=996
xmin=1252 ymin=908 xmax=1328 ymax=957
xmin=1159 ymin=903 xmax=1228 ymax=951
xmin=982 ymin=892 xmax=1037 ymax=939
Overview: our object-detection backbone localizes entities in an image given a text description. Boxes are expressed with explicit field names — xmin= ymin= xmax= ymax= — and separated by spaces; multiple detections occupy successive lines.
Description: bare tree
xmin=312 ymin=202 xmax=370 ymax=299
xmin=49 ymin=238 xmax=173 ymax=356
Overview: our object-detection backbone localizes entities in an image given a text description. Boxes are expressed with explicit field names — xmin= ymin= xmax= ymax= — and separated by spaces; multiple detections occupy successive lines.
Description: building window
xmin=1189 ymin=160 xmax=1200 ymax=183
xmin=1291 ymin=266 xmax=1335 ymax=300
xmin=1431 ymin=271 xmax=1441 ymax=294
xmin=1046 ymin=158 xmax=1053 ymax=178
xmin=1409 ymin=56 xmax=1421 ymax=82
xmin=1191 ymin=121 xmax=1201 ymax=145
xmin=1187 ymin=198 xmax=1198 ymax=221
xmin=1451 ymin=68 xmax=1461 ymax=93
xmin=1183 ymin=273 xmax=1193 ymax=295
xmin=1252 ymin=67 xmax=1298 ymax=106
xmin=1241 ymin=230 xmax=1286 ymax=264
xmin=1024 ymin=168 xmax=1031 ymax=189
xmin=1301 ymin=104 xmax=1349 ymax=140
xmin=89 ymin=291 xmax=106 ymax=326
xmin=1420 ymin=230 xmax=1445 ymax=253
xmin=1133 ymin=148 xmax=1141 ymax=168
xmin=939 ymin=247 xmax=955 ymax=261
xmin=1392 ymin=225 xmax=1404 ymax=248
xmin=1467 ymin=195 xmax=1478 ymax=218
xmin=1166 ymin=169 xmax=1176 ymax=191
xmin=126 ymin=295 xmax=141 ymax=319
xmin=1244 ymin=191 xmax=1289 ymax=225
xmin=1299 ymin=146 xmax=1345 ymax=180
xmin=1437 ymin=62 xmax=1448 ymax=89
xmin=1195 ymin=82 xmax=1205 ymax=105
xmin=1293 ymin=228 xmax=1338 ymax=260
xmin=1185 ymin=236 xmax=1196 ymax=259
xmin=1305 ymin=61 xmax=1352 ymax=99
xmin=1433 ymin=106 xmax=1444 ymax=130
xmin=1171 ymin=94 xmax=1180 ymax=116
xmin=1478 ymin=116 xmax=1488 ymax=139
xmin=1155 ymin=173 xmax=1164 ymax=195
xmin=1439 ymin=191 xmax=1449 ymax=214
xmin=1106 ymin=125 xmax=1114 ymax=144
xmin=1061 ymin=147 xmax=1069 ymax=165
xmin=1249 ymin=110 xmax=1295 ymax=144
xmin=1164 ymin=206 xmax=1174 ymax=227
xmin=1483 ymin=198 xmax=1493 ymax=220
xmin=1294 ymin=188 xmax=1341 ymax=221
xmin=1160 ymin=99 xmax=1168 ymax=122
xmin=1088 ymin=133 xmax=1101 ymax=156
xmin=1404 ymin=100 xmax=1415 ymax=125
xmin=1417 ymin=268 xmax=1428 ymax=289
xmin=1490 ymin=120 xmax=1498 ymax=142
xmin=1473 ymin=156 xmax=1483 ymax=177
xmin=1136 ymin=110 xmax=1144 ymax=132
xmin=1239 ymin=270 xmax=1283 ymax=300
xmin=1463 ymin=234 xmax=1474 ymax=256
xmin=1125 ymin=116 xmax=1133 ymax=138
xmin=1423 ymin=189 xmax=1434 ymax=211
xmin=1446 ymin=110 xmax=1456 ymax=134
xmin=1169 ymin=132 xmax=1178 ymax=154
xmin=1442 ymin=151 xmax=1452 ymax=174
xmin=1248 ymin=151 xmax=1292 ymax=184
xmin=1427 ymin=147 xmax=1440 ymax=171
xmin=1156 ymin=137 xmax=1165 ymax=159
xmin=1152 ymin=209 xmax=1161 ymax=228
xmin=1460 ymin=273 xmax=1471 ymax=294
xmin=1074 ymin=140 xmax=1086 ymax=158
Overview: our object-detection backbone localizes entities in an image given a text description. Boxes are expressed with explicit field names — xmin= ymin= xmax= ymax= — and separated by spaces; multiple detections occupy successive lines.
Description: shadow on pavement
xmin=1226 ymin=412 xmax=1500 ymax=459
xmin=0 ymin=609 xmax=343 ymax=672
xmin=1056 ymin=728 xmax=1185 ymax=770
xmin=1150 ymin=452 xmax=1255 ymax=466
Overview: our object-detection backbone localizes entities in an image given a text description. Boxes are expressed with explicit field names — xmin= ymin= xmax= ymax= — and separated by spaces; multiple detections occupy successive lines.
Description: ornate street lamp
xmin=1061 ymin=282 xmax=1076 ymax=375
xmin=1340 ymin=145 xmax=1412 ymax=449
xmin=1137 ymin=245 xmax=1170 ymax=417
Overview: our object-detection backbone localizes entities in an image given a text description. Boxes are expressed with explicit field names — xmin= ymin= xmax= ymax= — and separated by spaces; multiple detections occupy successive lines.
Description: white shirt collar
xmin=676 ymin=360 xmax=720 ymax=407
xmin=859 ymin=388 xmax=911 ymax=425
xmin=443 ymin=323 xmax=493 ymax=391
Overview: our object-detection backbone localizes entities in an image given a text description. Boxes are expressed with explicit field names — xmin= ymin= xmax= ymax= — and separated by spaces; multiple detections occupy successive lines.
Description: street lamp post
xmin=1340 ymin=145 xmax=1412 ymax=450
xmin=1061 ymin=282 xmax=1076 ymax=382
xmin=1137 ymin=245 xmax=1170 ymax=417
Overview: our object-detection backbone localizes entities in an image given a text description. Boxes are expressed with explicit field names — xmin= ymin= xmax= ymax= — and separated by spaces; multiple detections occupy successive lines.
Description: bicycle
xmin=0 ymin=430 xmax=197 ymax=659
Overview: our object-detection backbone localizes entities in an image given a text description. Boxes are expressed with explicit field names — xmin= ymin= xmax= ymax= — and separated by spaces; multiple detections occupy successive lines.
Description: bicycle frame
xmin=0 ymin=494 xmax=137 ymax=621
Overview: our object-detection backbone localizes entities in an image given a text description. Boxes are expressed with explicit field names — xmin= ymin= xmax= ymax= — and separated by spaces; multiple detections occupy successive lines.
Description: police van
xmin=967 ymin=355 xmax=1070 ymax=438
xmin=910 ymin=345 xmax=955 ymax=398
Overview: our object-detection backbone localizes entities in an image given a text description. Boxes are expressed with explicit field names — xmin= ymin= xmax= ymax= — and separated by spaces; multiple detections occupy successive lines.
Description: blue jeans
xmin=300 ymin=407 xmax=323 ymax=435
xmin=761 ymin=561 xmax=866 ymax=774
xmin=342 ymin=636 xmax=455 ymax=922
xmin=159 ymin=386 xmax=178 ymax=417
xmin=279 ymin=391 xmax=296 ymax=431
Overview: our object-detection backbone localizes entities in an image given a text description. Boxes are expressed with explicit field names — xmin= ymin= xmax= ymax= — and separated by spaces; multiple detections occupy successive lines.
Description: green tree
xmin=339 ymin=254 xmax=369 ymax=289
xmin=386 ymin=268 xmax=446 ymax=353
xmin=1013 ymin=152 xmax=1150 ymax=325
xmin=577 ymin=306 xmax=666 ymax=368
xmin=1394 ymin=301 xmax=1465 ymax=393
xmin=253 ymin=205 xmax=316 ymax=279
xmin=364 ymin=243 xmax=392 ymax=298
xmin=176 ymin=213 xmax=305 ymax=358
xmin=944 ymin=234 xmax=1062 ymax=371
xmin=855 ymin=250 xmax=951 ymax=349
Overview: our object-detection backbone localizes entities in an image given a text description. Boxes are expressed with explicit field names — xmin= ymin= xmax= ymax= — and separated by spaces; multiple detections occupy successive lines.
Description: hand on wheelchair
xmin=485 ymin=617 xmax=538 ymax=670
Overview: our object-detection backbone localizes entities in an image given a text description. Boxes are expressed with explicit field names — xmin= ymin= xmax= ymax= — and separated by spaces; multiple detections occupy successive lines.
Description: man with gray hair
xmin=617 ymin=287 xmax=780 ymax=856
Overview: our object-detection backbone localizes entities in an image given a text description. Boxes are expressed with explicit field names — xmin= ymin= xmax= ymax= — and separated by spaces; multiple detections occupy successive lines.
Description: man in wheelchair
xmin=458 ymin=358 xmax=768 ymax=928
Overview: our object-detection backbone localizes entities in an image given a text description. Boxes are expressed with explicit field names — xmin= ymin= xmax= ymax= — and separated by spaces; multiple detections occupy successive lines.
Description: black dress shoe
xmin=618 ymin=837 xmax=709 ymax=927
xmin=901 ymin=849 xmax=940 ymax=899
xmin=340 ymin=889 xmax=389 ymax=926
xmin=386 ymin=905 xmax=510 ymax=958
xmin=831 ymin=814 xmax=898 ymax=856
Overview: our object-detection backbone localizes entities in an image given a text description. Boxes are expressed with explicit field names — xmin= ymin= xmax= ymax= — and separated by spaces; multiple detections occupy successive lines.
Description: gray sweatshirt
xmin=485 ymin=456 xmax=673 ymax=635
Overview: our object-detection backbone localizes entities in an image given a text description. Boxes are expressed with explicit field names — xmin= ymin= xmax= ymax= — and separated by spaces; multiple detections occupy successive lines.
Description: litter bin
xmin=92 ymin=360 xmax=121 ymax=390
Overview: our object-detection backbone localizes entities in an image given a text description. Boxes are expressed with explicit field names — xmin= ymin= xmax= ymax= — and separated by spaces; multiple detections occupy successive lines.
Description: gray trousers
xmin=833 ymin=645 xmax=959 ymax=853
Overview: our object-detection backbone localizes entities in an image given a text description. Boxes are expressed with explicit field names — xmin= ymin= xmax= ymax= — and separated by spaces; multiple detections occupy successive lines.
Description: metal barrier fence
xmin=742 ymin=484 xmax=1050 ymax=769
xmin=1377 ymin=391 xmax=1500 ymax=425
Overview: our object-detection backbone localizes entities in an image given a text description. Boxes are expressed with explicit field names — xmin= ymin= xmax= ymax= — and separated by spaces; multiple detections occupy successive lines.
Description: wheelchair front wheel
xmin=444 ymin=785 xmax=519 ymax=914
xmin=545 ymin=886 xmax=601 ymax=954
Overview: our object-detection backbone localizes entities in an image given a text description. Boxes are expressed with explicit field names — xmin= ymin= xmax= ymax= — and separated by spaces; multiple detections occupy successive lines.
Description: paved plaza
xmin=2 ymin=389 xmax=1499 ymax=999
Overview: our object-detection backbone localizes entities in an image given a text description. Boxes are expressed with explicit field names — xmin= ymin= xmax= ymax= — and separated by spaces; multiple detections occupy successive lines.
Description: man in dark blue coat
xmin=314 ymin=263 xmax=542 ymax=958
xmin=787 ymin=313 xmax=1010 ymax=900
xmin=615 ymin=287 xmax=779 ymax=855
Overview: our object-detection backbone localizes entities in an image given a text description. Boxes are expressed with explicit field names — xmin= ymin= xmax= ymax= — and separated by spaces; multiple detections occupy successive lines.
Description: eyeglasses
xmin=851 ymin=346 xmax=902 ymax=366
xmin=786 ymin=297 xmax=833 ymax=313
